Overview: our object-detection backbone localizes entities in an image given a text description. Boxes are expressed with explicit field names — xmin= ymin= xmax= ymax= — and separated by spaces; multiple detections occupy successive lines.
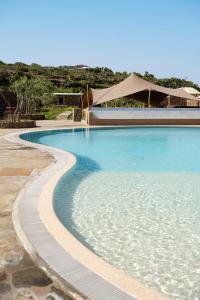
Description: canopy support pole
xmin=81 ymin=93 xmax=83 ymax=120
xmin=87 ymin=85 xmax=90 ymax=108
xmin=148 ymin=87 xmax=151 ymax=108
xmin=167 ymin=95 xmax=171 ymax=107
xmin=87 ymin=85 xmax=90 ymax=125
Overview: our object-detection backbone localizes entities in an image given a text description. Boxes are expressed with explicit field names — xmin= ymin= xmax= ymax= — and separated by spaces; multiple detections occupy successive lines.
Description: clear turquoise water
xmin=21 ymin=127 xmax=200 ymax=300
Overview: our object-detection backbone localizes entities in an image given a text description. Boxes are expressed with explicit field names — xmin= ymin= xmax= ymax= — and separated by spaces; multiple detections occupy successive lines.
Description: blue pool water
xmin=21 ymin=127 xmax=200 ymax=300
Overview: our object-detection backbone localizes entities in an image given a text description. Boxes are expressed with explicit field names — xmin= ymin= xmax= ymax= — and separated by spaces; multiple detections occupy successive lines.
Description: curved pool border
xmin=6 ymin=127 xmax=171 ymax=300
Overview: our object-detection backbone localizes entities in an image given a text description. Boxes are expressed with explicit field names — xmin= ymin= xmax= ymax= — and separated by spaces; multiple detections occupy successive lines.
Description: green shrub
xmin=43 ymin=105 xmax=74 ymax=120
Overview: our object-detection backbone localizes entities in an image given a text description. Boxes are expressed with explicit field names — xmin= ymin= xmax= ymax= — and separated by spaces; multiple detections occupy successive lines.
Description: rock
xmin=0 ymin=267 xmax=7 ymax=281
xmin=56 ymin=111 xmax=72 ymax=120
xmin=0 ymin=210 xmax=10 ymax=217
xmin=0 ymin=295 xmax=12 ymax=300
xmin=4 ymin=249 xmax=24 ymax=269
xmin=46 ymin=286 xmax=73 ymax=300
xmin=14 ymin=251 xmax=34 ymax=269
xmin=12 ymin=267 xmax=52 ymax=288
xmin=15 ymin=288 xmax=37 ymax=300
xmin=0 ymin=282 xmax=11 ymax=294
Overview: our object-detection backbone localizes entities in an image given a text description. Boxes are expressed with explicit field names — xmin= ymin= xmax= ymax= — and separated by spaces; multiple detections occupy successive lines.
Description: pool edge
xmin=6 ymin=127 xmax=172 ymax=300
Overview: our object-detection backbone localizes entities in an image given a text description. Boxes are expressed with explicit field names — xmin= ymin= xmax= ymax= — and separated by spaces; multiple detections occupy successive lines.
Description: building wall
xmin=57 ymin=95 xmax=81 ymax=107
xmin=161 ymin=97 xmax=199 ymax=107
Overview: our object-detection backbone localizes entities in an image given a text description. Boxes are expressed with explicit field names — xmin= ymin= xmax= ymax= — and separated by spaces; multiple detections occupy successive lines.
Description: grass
xmin=42 ymin=105 xmax=74 ymax=120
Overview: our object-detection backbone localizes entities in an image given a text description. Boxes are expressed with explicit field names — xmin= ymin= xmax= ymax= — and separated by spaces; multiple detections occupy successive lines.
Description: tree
xmin=0 ymin=70 xmax=11 ymax=86
xmin=11 ymin=77 xmax=55 ymax=122
xmin=11 ymin=77 xmax=25 ymax=121
xmin=32 ymin=78 xmax=55 ymax=108
xmin=143 ymin=71 xmax=157 ymax=83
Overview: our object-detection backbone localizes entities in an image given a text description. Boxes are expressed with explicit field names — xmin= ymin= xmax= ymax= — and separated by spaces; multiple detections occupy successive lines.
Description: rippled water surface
xmin=22 ymin=127 xmax=200 ymax=300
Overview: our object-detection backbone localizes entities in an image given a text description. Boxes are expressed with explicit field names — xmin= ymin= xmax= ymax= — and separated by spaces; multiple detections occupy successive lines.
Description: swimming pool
xmin=21 ymin=127 xmax=200 ymax=300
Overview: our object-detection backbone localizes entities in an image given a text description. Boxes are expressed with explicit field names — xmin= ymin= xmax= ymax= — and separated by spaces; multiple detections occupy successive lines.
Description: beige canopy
xmin=87 ymin=73 xmax=198 ymax=107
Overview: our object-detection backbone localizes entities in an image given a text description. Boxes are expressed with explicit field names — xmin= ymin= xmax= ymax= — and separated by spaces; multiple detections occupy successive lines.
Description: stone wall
xmin=21 ymin=114 xmax=46 ymax=120
xmin=0 ymin=120 xmax=36 ymax=129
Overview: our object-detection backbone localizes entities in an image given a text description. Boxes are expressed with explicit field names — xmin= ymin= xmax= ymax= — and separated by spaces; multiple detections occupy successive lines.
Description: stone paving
xmin=0 ymin=120 xmax=83 ymax=300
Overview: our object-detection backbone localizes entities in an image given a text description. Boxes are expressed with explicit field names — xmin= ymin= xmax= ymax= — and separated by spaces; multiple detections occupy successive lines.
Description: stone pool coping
xmin=5 ymin=127 xmax=171 ymax=300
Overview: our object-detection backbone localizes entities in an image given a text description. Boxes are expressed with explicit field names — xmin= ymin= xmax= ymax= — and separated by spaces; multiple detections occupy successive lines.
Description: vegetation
xmin=1 ymin=61 xmax=199 ymax=93
xmin=0 ymin=61 xmax=200 ymax=120
xmin=138 ymin=71 xmax=200 ymax=90
xmin=101 ymin=97 xmax=144 ymax=108
xmin=10 ymin=77 xmax=54 ymax=122
xmin=0 ymin=61 xmax=124 ymax=92
xmin=43 ymin=105 xmax=74 ymax=120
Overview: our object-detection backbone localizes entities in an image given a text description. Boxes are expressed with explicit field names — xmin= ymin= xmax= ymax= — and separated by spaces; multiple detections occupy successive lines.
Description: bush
xmin=43 ymin=105 xmax=74 ymax=120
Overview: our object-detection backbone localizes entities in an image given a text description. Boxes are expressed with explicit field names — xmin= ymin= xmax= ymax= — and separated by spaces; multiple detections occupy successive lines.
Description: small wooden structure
xmin=54 ymin=93 xmax=83 ymax=107
xmin=160 ymin=97 xmax=199 ymax=108
xmin=5 ymin=106 xmax=16 ymax=121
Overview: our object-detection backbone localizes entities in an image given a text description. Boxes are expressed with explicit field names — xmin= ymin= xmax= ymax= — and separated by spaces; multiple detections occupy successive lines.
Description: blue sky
xmin=0 ymin=0 xmax=200 ymax=83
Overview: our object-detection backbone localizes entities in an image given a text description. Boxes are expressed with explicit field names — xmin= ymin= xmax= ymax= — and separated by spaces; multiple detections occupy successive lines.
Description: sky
xmin=0 ymin=0 xmax=200 ymax=83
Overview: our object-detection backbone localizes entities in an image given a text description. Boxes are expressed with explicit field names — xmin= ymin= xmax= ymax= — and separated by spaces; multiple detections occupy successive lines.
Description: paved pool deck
xmin=0 ymin=120 xmax=83 ymax=300
xmin=0 ymin=120 xmax=171 ymax=300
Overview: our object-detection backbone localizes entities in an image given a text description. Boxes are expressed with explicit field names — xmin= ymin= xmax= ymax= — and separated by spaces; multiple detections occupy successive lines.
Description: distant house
xmin=76 ymin=66 xmax=90 ymax=70
xmin=53 ymin=93 xmax=83 ymax=107
xmin=68 ymin=65 xmax=90 ymax=71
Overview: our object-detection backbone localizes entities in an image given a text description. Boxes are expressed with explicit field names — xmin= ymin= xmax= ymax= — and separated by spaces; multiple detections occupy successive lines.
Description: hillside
xmin=0 ymin=60 xmax=199 ymax=92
